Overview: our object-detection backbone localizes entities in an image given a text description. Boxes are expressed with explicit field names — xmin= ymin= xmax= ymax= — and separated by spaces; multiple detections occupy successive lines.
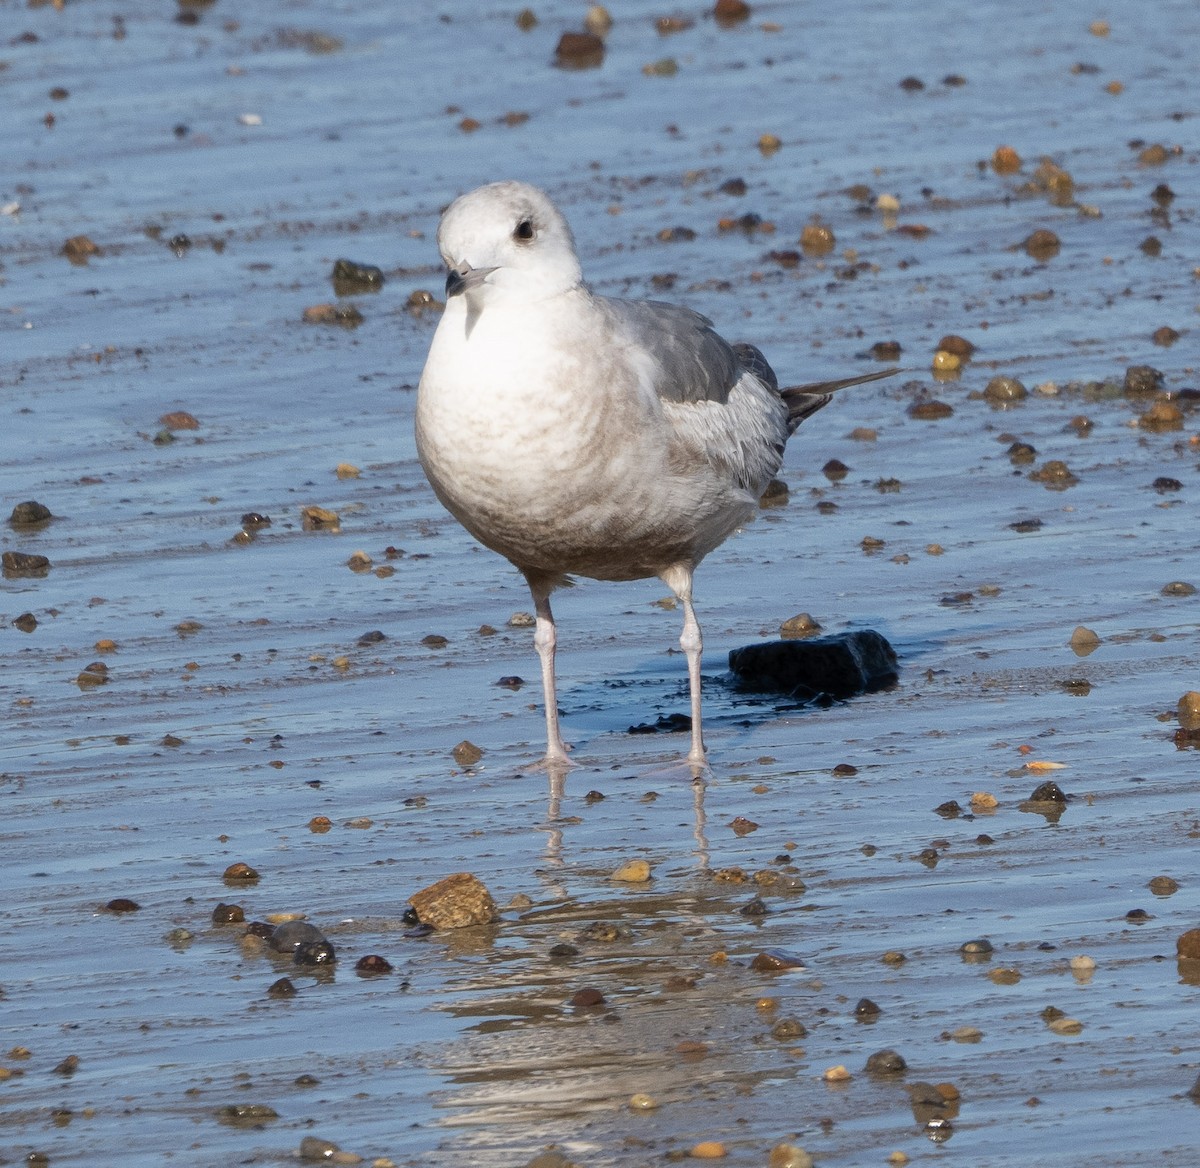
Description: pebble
xmin=984 ymin=375 xmax=1028 ymax=404
xmin=8 ymin=500 xmax=53 ymax=525
xmin=800 ymin=223 xmax=835 ymax=255
xmin=1177 ymin=929 xmax=1200 ymax=961
xmin=223 ymin=862 xmax=259 ymax=883
xmin=689 ymin=1141 xmax=727 ymax=1159
xmin=865 ymin=1048 xmax=906 ymax=1074
xmin=750 ymin=949 xmax=805 ymax=972
xmin=300 ymin=1136 xmax=339 ymax=1161
xmin=768 ymin=1145 xmax=813 ymax=1168
xmin=1162 ymin=580 xmax=1196 ymax=597
xmin=771 ymin=1017 xmax=807 ymax=1040
xmin=452 ymin=740 xmax=483 ymax=766
xmin=1149 ymin=875 xmax=1179 ymax=896
xmin=102 ymin=898 xmax=139 ymax=914
xmin=301 ymin=303 xmax=363 ymax=328
xmin=269 ymin=920 xmax=326 ymax=953
xmin=1069 ymin=954 xmax=1096 ymax=973
xmin=988 ymin=966 xmax=1021 ymax=985
xmin=212 ymin=902 xmax=244 ymax=924
xmin=2 ymin=551 xmax=51 ymax=578
xmin=969 ymin=791 xmax=997 ymax=810
xmin=949 ymin=1025 xmax=982 ymax=1043
xmin=554 ymin=31 xmax=604 ymax=67
xmin=992 ymin=145 xmax=1021 ymax=173
xmin=355 ymin=955 xmax=394 ymax=975
xmin=612 ymin=859 xmax=652 ymax=882
xmin=932 ymin=349 xmax=960 ymax=373
xmin=1047 ymin=1016 xmax=1084 ymax=1035
xmin=1069 ymin=626 xmax=1101 ymax=655
xmin=1139 ymin=401 xmax=1183 ymax=431
xmin=780 ymin=612 xmax=821 ymax=638
xmin=300 ymin=505 xmax=339 ymax=530
xmin=960 ymin=938 xmax=993 ymax=955
xmin=628 ymin=1092 xmax=658 ymax=1111
xmin=1123 ymin=365 xmax=1163 ymax=396
xmin=62 ymin=234 xmax=102 ymax=263
xmin=908 ymin=398 xmax=953 ymax=420
xmin=1029 ymin=460 xmax=1078 ymax=489
xmin=268 ymin=976 xmax=297 ymax=998
xmin=822 ymin=1064 xmax=852 ymax=1082
xmin=409 ymin=872 xmax=498 ymax=929
xmin=1024 ymin=229 xmax=1060 ymax=260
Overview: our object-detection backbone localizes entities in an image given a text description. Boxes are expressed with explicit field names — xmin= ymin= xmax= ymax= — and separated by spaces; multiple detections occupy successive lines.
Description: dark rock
xmin=294 ymin=940 xmax=337 ymax=965
xmin=9 ymin=500 xmax=52 ymax=525
xmin=2 ymin=551 xmax=51 ymax=578
xmin=865 ymin=1047 xmax=906 ymax=1073
xmin=331 ymin=258 xmax=385 ymax=295
xmin=269 ymin=920 xmax=327 ymax=953
xmin=1123 ymin=365 xmax=1163 ymax=397
xmin=728 ymin=630 xmax=898 ymax=702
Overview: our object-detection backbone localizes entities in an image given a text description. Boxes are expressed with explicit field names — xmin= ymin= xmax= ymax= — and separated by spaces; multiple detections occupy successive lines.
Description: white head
xmin=437 ymin=181 xmax=583 ymax=304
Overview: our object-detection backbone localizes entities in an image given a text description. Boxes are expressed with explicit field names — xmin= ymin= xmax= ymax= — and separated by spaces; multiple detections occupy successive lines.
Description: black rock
xmin=728 ymin=630 xmax=898 ymax=701
xmin=332 ymin=258 xmax=385 ymax=295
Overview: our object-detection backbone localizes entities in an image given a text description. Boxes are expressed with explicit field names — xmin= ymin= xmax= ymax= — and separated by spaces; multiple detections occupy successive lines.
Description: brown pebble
xmin=1023 ymin=229 xmax=1060 ymax=260
xmin=301 ymin=303 xmax=363 ymax=328
xmin=1177 ymin=692 xmax=1200 ymax=731
xmin=832 ymin=762 xmax=858 ymax=777
xmin=908 ymin=398 xmax=953 ymax=420
xmin=1139 ymin=401 xmax=1183 ymax=431
xmin=409 ymin=872 xmax=498 ymax=929
xmin=300 ymin=505 xmax=339 ymax=531
xmin=781 ymin=612 xmax=821 ymax=638
xmin=729 ymin=816 xmax=759 ymax=836
xmin=103 ymin=898 xmax=140 ymax=914
xmin=984 ymin=375 xmax=1027 ymax=404
xmin=554 ymin=31 xmax=604 ymax=67
xmin=570 ymin=986 xmax=606 ymax=1008
xmin=62 ymin=235 xmax=101 ymax=263
xmin=452 ymin=739 xmax=483 ymax=766
xmin=1152 ymin=326 xmax=1180 ymax=346
xmin=53 ymin=1055 xmax=80 ymax=1076
xmin=992 ymin=145 xmax=1021 ymax=173
xmin=1069 ymin=626 xmax=1101 ymax=655
xmin=1162 ymin=580 xmax=1196 ymax=597
xmin=2 ymin=551 xmax=51 ymax=578
xmin=159 ymin=410 xmax=200 ymax=430
xmin=8 ymin=500 xmax=53 ymax=525
xmin=267 ymin=977 xmax=297 ymax=998
xmin=1149 ymin=875 xmax=1179 ymax=896
xmin=799 ymin=222 xmax=835 ymax=255
xmin=1029 ymin=460 xmax=1078 ymax=488
xmin=713 ymin=0 xmax=750 ymax=23
xmin=354 ymin=954 xmax=394 ymax=975
xmin=750 ymin=949 xmax=805 ymax=972
xmin=689 ymin=1141 xmax=727 ymax=1159
xmin=212 ymin=902 xmax=245 ymax=924
xmin=1177 ymin=929 xmax=1200 ymax=960
xmin=223 ymin=862 xmax=259 ymax=883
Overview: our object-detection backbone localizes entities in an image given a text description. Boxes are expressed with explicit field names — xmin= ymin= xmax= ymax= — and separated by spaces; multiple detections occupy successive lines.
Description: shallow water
xmin=2 ymin=1 xmax=1199 ymax=1165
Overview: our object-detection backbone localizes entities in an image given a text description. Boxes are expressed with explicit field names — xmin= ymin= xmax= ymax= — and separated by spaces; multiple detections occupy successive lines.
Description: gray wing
xmin=600 ymin=297 xmax=748 ymax=404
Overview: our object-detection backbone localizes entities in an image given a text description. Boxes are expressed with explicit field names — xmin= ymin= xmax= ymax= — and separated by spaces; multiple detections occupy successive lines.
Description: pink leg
xmin=661 ymin=564 xmax=706 ymax=765
xmin=526 ymin=574 xmax=571 ymax=767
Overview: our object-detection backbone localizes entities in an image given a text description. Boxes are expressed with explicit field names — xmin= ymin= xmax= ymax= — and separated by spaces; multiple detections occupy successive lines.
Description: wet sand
xmin=2 ymin=2 xmax=1198 ymax=1165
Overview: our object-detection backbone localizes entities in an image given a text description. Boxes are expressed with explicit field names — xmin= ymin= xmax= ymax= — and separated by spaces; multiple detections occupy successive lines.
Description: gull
xmin=416 ymin=180 xmax=894 ymax=770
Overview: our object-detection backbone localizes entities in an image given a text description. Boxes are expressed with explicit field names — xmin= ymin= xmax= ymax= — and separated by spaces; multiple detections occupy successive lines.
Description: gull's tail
xmin=781 ymin=366 xmax=901 ymax=430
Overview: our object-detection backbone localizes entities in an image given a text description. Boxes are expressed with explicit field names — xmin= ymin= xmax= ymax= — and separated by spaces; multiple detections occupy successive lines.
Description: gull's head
xmin=437 ymin=181 xmax=583 ymax=303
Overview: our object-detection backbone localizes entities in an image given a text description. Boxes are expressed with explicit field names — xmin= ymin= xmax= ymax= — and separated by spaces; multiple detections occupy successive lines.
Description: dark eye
xmin=513 ymin=218 xmax=535 ymax=242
